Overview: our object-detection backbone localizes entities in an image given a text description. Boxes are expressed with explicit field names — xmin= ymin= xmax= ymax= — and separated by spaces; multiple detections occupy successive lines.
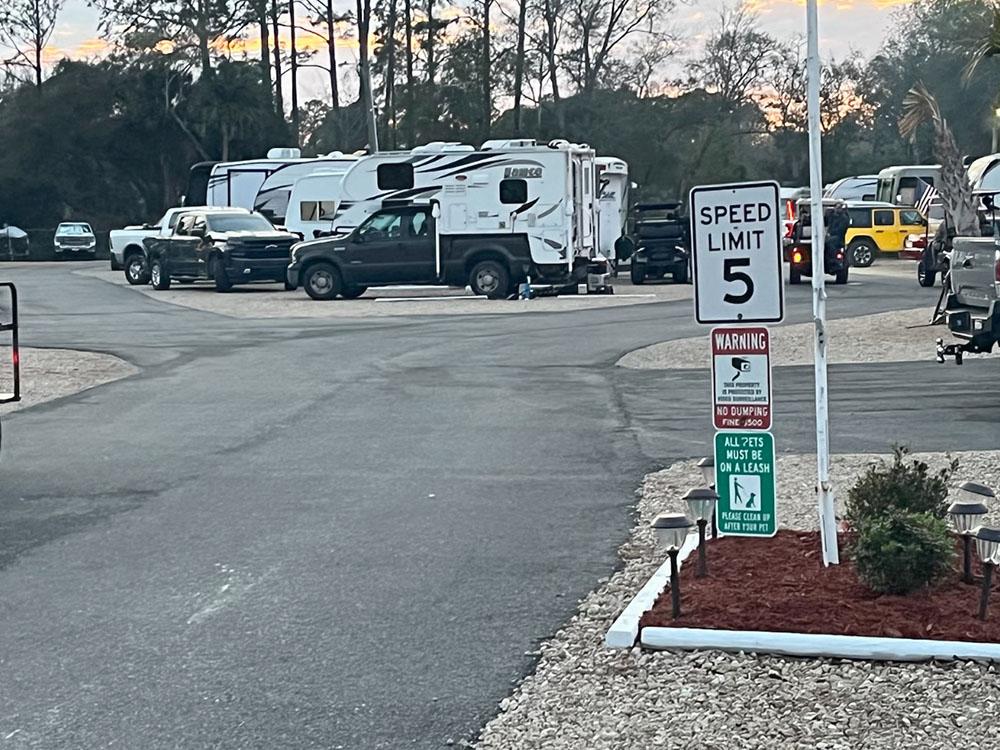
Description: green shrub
xmin=852 ymin=511 xmax=955 ymax=595
xmin=845 ymin=447 xmax=958 ymax=533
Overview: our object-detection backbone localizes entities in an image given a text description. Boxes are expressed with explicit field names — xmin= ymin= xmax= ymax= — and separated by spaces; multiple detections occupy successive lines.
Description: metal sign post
xmin=806 ymin=0 xmax=839 ymax=565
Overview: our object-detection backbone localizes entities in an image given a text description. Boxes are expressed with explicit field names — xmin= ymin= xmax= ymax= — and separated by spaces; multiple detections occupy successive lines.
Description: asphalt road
xmin=0 ymin=263 xmax=996 ymax=748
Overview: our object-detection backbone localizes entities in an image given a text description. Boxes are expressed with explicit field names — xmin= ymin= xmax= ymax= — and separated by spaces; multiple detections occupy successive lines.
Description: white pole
xmin=806 ymin=0 xmax=839 ymax=565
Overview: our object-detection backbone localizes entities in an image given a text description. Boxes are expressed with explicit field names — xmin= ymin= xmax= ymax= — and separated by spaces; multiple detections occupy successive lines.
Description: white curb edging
xmin=604 ymin=533 xmax=699 ymax=649
xmin=640 ymin=627 xmax=1000 ymax=663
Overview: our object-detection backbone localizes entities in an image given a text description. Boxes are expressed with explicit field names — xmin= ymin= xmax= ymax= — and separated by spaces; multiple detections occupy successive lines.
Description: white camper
xmin=875 ymin=165 xmax=941 ymax=206
xmin=595 ymin=156 xmax=629 ymax=260
xmin=188 ymin=149 xmax=359 ymax=226
xmin=429 ymin=140 xmax=610 ymax=289
xmin=285 ymin=168 xmax=354 ymax=240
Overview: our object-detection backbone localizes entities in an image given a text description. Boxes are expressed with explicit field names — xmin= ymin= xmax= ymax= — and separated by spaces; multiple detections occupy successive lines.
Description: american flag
xmin=915 ymin=179 xmax=938 ymax=216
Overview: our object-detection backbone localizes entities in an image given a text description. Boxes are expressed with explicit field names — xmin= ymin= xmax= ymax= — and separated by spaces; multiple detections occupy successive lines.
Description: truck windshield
xmin=58 ymin=224 xmax=93 ymax=234
xmin=207 ymin=214 xmax=274 ymax=233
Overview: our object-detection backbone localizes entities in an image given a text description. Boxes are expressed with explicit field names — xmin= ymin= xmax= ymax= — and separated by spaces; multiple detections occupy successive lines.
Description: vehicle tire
xmin=469 ymin=259 xmax=511 ymax=300
xmin=110 ymin=256 xmax=122 ymax=271
xmin=212 ymin=258 xmax=233 ymax=292
xmin=917 ymin=260 xmax=937 ymax=287
xmin=848 ymin=239 xmax=876 ymax=268
xmin=835 ymin=267 xmax=850 ymax=285
xmin=303 ymin=262 xmax=343 ymax=301
xmin=630 ymin=262 xmax=645 ymax=285
xmin=150 ymin=259 xmax=171 ymax=290
xmin=124 ymin=252 xmax=149 ymax=285
xmin=340 ymin=285 xmax=368 ymax=300
xmin=789 ymin=265 xmax=802 ymax=285
xmin=672 ymin=264 xmax=689 ymax=284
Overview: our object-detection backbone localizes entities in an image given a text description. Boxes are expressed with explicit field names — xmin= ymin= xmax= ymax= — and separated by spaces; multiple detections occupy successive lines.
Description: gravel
xmin=79 ymin=269 xmax=686 ymax=319
xmin=0 ymin=346 xmax=137 ymax=414
xmin=617 ymin=307 xmax=951 ymax=369
xmin=475 ymin=449 xmax=1000 ymax=749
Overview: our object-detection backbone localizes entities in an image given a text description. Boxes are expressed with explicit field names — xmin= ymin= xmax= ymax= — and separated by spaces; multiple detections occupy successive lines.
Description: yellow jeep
xmin=844 ymin=203 xmax=927 ymax=267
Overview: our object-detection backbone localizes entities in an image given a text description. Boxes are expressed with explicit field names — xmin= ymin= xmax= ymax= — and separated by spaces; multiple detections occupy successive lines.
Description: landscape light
xmin=973 ymin=526 xmax=1000 ymax=620
xmin=948 ymin=497 xmax=989 ymax=584
xmin=683 ymin=488 xmax=719 ymax=578
xmin=651 ymin=513 xmax=694 ymax=619
xmin=956 ymin=481 xmax=996 ymax=506
xmin=697 ymin=457 xmax=718 ymax=538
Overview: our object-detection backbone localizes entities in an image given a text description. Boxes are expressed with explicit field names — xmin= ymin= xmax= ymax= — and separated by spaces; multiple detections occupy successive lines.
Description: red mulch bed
xmin=640 ymin=530 xmax=1000 ymax=642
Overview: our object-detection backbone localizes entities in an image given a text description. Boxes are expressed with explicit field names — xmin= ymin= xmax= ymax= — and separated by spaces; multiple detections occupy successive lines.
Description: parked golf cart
xmin=627 ymin=202 xmax=690 ymax=285
xmin=784 ymin=198 xmax=850 ymax=285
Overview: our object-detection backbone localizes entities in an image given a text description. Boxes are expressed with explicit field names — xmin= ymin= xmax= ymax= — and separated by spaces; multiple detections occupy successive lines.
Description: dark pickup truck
xmin=288 ymin=205 xmax=544 ymax=300
xmin=627 ymin=203 xmax=690 ymax=285
xmin=144 ymin=211 xmax=297 ymax=292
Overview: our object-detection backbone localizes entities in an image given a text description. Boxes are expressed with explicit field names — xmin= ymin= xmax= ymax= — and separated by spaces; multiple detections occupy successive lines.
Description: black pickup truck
xmin=289 ymin=205 xmax=526 ymax=300
xmin=144 ymin=210 xmax=297 ymax=292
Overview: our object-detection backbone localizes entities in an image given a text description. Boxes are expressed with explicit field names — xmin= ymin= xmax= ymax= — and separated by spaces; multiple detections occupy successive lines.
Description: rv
xmin=284 ymin=169 xmax=354 ymax=240
xmin=185 ymin=149 xmax=359 ymax=226
xmin=595 ymin=157 xmax=629 ymax=259
xmin=288 ymin=139 xmax=614 ymax=296
xmin=875 ymin=165 xmax=941 ymax=206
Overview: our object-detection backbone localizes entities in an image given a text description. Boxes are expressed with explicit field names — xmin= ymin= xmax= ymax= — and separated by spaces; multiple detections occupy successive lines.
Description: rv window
xmin=377 ymin=163 xmax=415 ymax=190
xmin=499 ymin=179 xmax=528 ymax=205
xmin=300 ymin=201 xmax=338 ymax=222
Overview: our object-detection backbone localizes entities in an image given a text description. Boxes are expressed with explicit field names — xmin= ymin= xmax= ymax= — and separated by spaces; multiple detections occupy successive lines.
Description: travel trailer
xmin=595 ymin=157 xmax=629 ymax=259
xmin=185 ymin=149 xmax=359 ymax=226
xmin=284 ymin=168 xmax=354 ymax=240
xmin=875 ymin=165 xmax=941 ymax=206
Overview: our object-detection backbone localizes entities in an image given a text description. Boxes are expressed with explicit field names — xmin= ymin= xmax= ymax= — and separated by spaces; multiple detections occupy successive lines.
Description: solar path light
xmin=973 ymin=526 xmax=1000 ymax=620
xmin=948 ymin=483 xmax=992 ymax=584
xmin=683 ymin=488 xmax=719 ymax=578
xmin=651 ymin=513 xmax=694 ymax=619
xmin=697 ymin=457 xmax=717 ymax=538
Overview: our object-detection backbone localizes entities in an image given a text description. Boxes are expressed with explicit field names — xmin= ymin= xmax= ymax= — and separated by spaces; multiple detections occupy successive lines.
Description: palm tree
xmin=899 ymin=83 xmax=979 ymax=235
xmin=962 ymin=3 xmax=1000 ymax=83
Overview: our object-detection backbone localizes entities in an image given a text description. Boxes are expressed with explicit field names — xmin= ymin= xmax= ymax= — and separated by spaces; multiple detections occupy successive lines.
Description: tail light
xmin=792 ymin=250 xmax=803 ymax=264
xmin=786 ymin=199 xmax=796 ymax=220
xmin=784 ymin=221 xmax=795 ymax=238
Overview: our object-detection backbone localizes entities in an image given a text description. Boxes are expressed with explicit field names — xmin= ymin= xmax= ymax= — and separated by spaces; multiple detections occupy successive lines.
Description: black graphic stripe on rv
xmin=416 ymin=153 xmax=500 ymax=173
xmin=360 ymin=185 xmax=443 ymax=202
xmin=437 ymin=158 xmax=517 ymax=179
xmin=536 ymin=199 xmax=563 ymax=219
xmin=512 ymin=198 xmax=540 ymax=215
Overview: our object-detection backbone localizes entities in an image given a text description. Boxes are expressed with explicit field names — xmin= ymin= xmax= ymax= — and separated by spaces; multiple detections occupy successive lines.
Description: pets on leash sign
xmin=714 ymin=431 xmax=777 ymax=537
xmin=711 ymin=327 xmax=772 ymax=430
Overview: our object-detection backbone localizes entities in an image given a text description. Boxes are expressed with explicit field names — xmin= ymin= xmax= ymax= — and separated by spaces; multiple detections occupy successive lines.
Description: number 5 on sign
xmin=690 ymin=181 xmax=785 ymax=324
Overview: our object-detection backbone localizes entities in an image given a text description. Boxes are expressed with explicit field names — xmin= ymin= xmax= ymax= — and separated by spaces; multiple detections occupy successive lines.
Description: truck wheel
xmin=469 ymin=260 xmax=511 ymax=299
xmin=672 ymin=264 xmax=689 ymax=284
xmin=835 ymin=267 xmax=850 ymax=285
xmin=125 ymin=253 xmax=149 ymax=285
xmin=789 ymin=266 xmax=802 ymax=285
xmin=848 ymin=239 xmax=876 ymax=268
xmin=630 ymin=263 xmax=645 ymax=285
xmin=212 ymin=259 xmax=233 ymax=292
xmin=303 ymin=262 xmax=342 ymax=301
xmin=918 ymin=260 xmax=937 ymax=287
xmin=150 ymin=259 xmax=171 ymax=290
xmin=340 ymin=285 xmax=368 ymax=300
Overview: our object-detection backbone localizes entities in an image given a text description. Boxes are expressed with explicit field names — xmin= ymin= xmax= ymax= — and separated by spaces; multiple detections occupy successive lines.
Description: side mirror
xmin=353 ymin=232 xmax=365 ymax=244
xmin=191 ymin=226 xmax=206 ymax=239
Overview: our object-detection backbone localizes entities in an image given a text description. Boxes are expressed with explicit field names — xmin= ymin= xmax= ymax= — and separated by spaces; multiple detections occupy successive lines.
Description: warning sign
xmin=714 ymin=431 xmax=777 ymax=537
xmin=711 ymin=326 xmax=772 ymax=431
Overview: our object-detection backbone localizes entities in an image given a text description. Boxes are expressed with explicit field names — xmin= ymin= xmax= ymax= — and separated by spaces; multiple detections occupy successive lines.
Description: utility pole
xmin=806 ymin=0 xmax=839 ymax=565
xmin=289 ymin=0 xmax=300 ymax=145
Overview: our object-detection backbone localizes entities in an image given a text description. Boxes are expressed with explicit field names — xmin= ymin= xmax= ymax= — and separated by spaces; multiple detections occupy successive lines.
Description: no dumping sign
xmin=711 ymin=326 xmax=772 ymax=431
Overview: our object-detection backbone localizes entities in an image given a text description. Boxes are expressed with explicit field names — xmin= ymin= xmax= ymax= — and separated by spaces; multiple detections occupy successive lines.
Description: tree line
xmin=2 ymin=0 xmax=1000 ymax=232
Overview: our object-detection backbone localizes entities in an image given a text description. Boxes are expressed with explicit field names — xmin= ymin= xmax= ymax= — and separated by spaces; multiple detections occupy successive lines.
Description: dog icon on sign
xmin=730 ymin=474 xmax=761 ymax=511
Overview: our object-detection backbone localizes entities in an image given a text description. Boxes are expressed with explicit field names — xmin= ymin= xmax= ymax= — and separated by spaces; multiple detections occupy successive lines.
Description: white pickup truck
xmin=110 ymin=206 xmax=244 ymax=284
xmin=939 ymin=235 xmax=1000 ymax=363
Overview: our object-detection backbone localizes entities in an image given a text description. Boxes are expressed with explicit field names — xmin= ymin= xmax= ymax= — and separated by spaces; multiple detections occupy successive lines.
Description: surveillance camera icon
xmin=731 ymin=357 xmax=751 ymax=381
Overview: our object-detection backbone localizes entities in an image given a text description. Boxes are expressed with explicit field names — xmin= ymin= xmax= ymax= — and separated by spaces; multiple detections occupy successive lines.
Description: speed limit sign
xmin=690 ymin=181 xmax=785 ymax=324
